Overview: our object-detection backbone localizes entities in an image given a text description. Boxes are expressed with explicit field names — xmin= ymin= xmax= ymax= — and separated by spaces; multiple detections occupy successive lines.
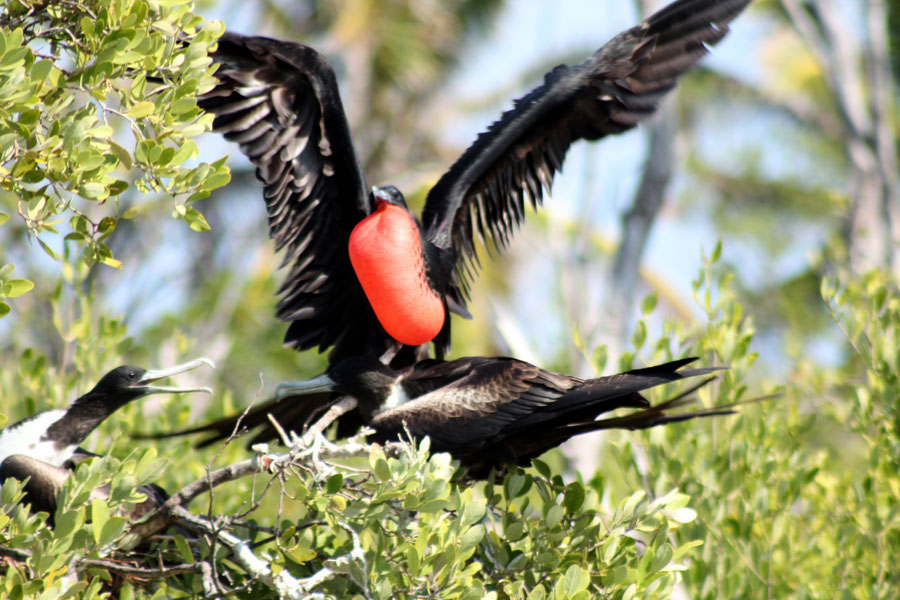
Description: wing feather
xmin=371 ymin=358 xmax=578 ymax=452
xmin=421 ymin=0 xmax=752 ymax=302
xmin=201 ymin=33 xmax=378 ymax=356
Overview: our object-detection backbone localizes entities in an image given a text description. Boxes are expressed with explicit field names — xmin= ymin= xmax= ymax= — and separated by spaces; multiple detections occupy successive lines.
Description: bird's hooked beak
xmin=137 ymin=357 xmax=215 ymax=395
xmin=274 ymin=374 xmax=338 ymax=401
xmin=372 ymin=185 xmax=390 ymax=207
xmin=371 ymin=185 xmax=407 ymax=209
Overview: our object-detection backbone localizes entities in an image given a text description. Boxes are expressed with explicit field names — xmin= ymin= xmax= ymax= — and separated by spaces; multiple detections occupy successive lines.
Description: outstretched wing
xmin=421 ymin=0 xmax=751 ymax=299
xmin=200 ymin=33 xmax=377 ymax=355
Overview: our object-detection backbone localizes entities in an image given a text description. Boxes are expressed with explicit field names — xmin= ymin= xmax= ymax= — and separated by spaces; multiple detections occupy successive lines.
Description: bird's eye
xmin=128 ymin=371 xmax=137 ymax=379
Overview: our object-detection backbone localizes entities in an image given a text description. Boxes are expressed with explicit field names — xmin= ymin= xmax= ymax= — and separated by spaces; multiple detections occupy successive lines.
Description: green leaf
xmin=545 ymin=505 xmax=564 ymax=529
xmin=184 ymin=207 xmax=211 ymax=232
xmin=710 ymin=240 xmax=723 ymax=263
xmin=201 ymin=170 xmax=231 ymax=192
xmin=459 ymin=524 xmax=485 ymax=556
xmin=325 ymin=473 xmax=343 ymax=494
xmin=80 ymin=182 xmax=108 ymax=200
xmin=284 ymin=545 xmax=316 ymax=565
xmin=632 ymin=320 xmax=646 ymax=349
xmin=669 ymin=507 xmax=697 ymax=524
xmin=0 ymin=263 xmax=15 ymax=281
xmin=373 ymin=458 xmax=391 ymax=481
xmin=563 ymin=483 xmax=585 ymax=514
xmin=99 ymin=255 xmax=123 ymax=269
xmin=5 ymin=279 xmax=33 ymax=298
xmin=562 ymin=564 xmax=589 ymax=595
xmin=461 ymin=499 xmax=486 ymax=528
xmin=527 ymin=585 xmax=546 ymax=600
xmin=0 ymin=212 xmax=8 ymax=226
xmin=127 ymin=101 xmax=155 ymax=119
xmin=91 ymin=499 xmax=110 ymax=544
xmin=99 ymin=516 xmax=128 ymax=547
xmin=592 ymin=344 xmax=608 ymax=372
xmin=174 ymin=534 xmax=194 ymax=564
xmin=641 ymin=293 xmax=657 ymax=315
xmin=533 ymin=459 xmax=551 ymax=480
xmin=505 ymin=473 xmax=527 ymax=499
xmin=108 ymin=140 xmax=133 ymax=170
xmin=37 ymin=238 xmax=58 ymax=260
xmin=407 ymin=545 xmax=420 ymax=577
xmin=54 ymin=506 xmax=85 ymax=540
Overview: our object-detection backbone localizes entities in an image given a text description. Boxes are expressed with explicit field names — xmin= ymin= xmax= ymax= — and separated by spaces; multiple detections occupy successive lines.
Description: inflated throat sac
xmin=349 ymin=204 xmax=444 ymax=345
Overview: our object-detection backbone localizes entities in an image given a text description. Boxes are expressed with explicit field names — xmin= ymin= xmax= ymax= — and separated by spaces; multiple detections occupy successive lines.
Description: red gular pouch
xmin=349 ymin=202 xmax=445 ymax=346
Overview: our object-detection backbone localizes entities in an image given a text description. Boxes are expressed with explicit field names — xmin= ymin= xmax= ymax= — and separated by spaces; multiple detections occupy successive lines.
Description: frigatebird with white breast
xmin=0 ymin=359 xmax=213 ymax=519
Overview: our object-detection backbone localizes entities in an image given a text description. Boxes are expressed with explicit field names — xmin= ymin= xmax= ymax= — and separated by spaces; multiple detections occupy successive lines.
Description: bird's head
xmin=82 ymin=358 xmax=215 ymax=407
xmin=275 ymin=356 xmax=396 ymax=412
xmin=371 ymin=185 xmax=407 ymax=210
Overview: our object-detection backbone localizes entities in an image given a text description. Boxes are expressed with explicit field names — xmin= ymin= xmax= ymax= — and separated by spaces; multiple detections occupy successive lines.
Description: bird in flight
xmin=199 ymin=0 xmax=752 ymax=365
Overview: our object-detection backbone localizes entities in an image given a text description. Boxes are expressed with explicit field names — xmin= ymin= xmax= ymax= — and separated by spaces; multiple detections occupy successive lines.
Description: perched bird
xmin=0 ymin=453 xmax=167 ymax=523
xmin=176 ymin=356 xmax=734 ymax=477
xmin=0 ymin=359 xmax=213 ymax=514
xmin=200 ymin=0 xmax=752 ymax=362
xmin=180 ymin=0 xmax=752 ymax=445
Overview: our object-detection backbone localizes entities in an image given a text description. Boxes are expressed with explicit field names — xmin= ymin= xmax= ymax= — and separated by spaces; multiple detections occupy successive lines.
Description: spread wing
xmin=421 ymin=0 xmax=751 ymax=300
xmin=200 ymin=32 xmax=377 ymax=355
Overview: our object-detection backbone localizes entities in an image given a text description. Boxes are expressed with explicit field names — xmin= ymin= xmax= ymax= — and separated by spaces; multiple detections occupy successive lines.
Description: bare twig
xmin=170 ymin=505 xmax=330 ymax=600
xmin=123 ymin=397 xmax=364 ymax=546
xmin=76 ymin=558 xmax=201 ymax=579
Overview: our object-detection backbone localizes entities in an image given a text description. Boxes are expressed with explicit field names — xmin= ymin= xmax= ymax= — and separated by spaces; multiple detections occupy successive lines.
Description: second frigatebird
xmin=165 ymin=356 xmax=734 ymax=477
xmin=0 ymin=453 xmax=168 ymax=524
xmin=200 ymin=0 xmax=753 ymax=362
xmin=0 ymin=359 xmax=214 ymax=489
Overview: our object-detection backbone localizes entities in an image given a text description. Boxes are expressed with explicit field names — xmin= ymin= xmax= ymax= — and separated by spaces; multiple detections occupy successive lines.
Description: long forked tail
xmin=567 ymin=376 xmax=773 ymax=435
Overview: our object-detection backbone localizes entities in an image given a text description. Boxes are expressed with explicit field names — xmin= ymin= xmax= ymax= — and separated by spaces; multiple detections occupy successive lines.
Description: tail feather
xmin=565 ymin=386 xmax=775 ymax=436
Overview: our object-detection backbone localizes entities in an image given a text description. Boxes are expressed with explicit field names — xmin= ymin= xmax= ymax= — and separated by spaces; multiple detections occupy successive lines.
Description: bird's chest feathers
xmin=0 ymin=411 xmax=78 ymax=467
xmin=349 ymin=204 xmax=445 ymax=345
xmin=381 ymin=382 xmax=411 ymax=412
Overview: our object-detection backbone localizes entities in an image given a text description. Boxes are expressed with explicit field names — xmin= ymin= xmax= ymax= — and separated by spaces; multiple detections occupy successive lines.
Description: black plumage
xmin=200 ymin=0 xmax=752 ymax=362
xmin=181 ymin=0 xmax=752 ymax=446
xmin=182 ymin=356 xmax=734 ymax=477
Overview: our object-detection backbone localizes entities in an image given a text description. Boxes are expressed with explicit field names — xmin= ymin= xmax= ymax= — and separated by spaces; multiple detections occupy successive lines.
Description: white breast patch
xmin=0 ymin=410 xmax=78 ymax=467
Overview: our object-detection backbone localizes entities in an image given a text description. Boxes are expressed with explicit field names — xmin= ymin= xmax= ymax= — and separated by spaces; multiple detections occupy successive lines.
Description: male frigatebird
xmin=200 ymin=0 xmax=753 ymax=363
xmin=174 ymin=356 xmax=734 ymax=477
xmin=0 ymin=359 xmax=213 ymax=515
xmin=177 ymin=0 xmax=753 ymax=447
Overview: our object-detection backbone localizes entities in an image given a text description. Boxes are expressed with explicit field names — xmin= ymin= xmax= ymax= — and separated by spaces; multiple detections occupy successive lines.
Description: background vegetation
xmin=0 ymin=0 xmax=898 ymax=597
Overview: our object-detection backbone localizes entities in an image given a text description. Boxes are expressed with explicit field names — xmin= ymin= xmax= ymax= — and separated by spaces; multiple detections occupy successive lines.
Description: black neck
xmin=44 ymin=391 xmax=138 ymax=446
xmin=329 ymin=359 xmax=401 ymax=421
